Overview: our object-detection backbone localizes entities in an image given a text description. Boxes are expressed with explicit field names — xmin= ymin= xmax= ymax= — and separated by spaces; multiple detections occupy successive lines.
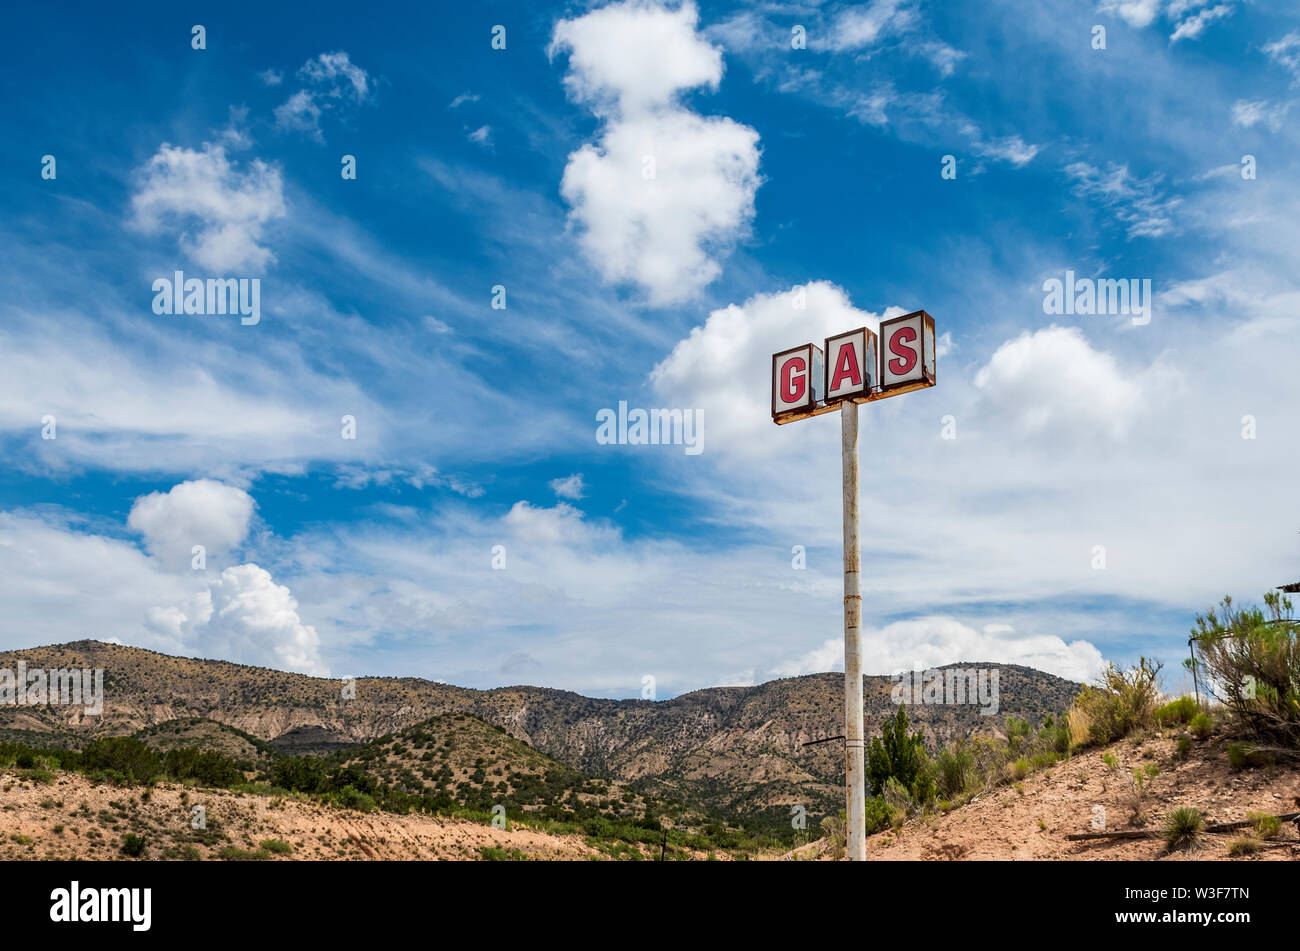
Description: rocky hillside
xmin=0 ymin=640 xmax=1080 ymax=821
xmin=134 ymin=717 xmax=274 ymax=763
xmin=331 ymin=712 xmax=658 ymax=823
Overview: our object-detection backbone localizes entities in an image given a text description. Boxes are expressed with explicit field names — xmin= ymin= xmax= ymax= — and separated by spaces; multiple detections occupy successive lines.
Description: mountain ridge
xmin=0 ymin=639 xmax=1082 ymax=820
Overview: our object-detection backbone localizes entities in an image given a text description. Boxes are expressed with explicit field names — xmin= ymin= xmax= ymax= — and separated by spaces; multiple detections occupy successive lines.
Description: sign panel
xmin=771 ymin=312 xmax=935 ymax=425
xmin=771 ymin=343 xmax=823 ymax=419
xmin=823 ymin=327 xmax=877 ymax=403
xmin=878 ymin=310 xmax=936 ymax=392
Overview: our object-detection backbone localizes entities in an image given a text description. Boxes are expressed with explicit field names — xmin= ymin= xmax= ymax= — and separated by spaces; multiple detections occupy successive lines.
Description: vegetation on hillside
xmin=0 ymin=641 xmax=1083 ymax=838
xmin=0 ymin=714 xmax=771 ymax=859
xmin=1191 ymin=591 xmax=1300 ymax=762
xmin=9 ymin=618 xmax=1295 ymax=858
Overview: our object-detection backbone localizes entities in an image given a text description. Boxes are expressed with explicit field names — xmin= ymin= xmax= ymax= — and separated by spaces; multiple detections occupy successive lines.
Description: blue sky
xmin=2 ymin=0 xmax=1298 ymax=697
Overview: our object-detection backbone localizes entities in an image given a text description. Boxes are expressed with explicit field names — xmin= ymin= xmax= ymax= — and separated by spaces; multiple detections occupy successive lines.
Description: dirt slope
xmin=858 ymin=733 xmax=1300 ymax=860
xmin=0 ymin=769 xmax=601 ymax=861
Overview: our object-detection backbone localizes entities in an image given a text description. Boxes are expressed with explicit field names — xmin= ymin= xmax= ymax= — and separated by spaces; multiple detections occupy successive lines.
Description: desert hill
xmin=328 ymin=712 xmax=661 ymax=825
xmin=134 ymin=717 xmax=273 ymax=762
xmin=0 ymin=639 xmax=1080 ymax=823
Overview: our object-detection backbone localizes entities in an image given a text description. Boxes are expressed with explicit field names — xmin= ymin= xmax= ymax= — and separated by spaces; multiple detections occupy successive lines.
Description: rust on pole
xmin=842 ymin=398 xmax=866 ymax=861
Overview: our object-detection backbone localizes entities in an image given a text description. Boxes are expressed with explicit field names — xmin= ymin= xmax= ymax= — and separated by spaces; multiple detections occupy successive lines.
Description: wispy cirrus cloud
xmin=1263 ymin=30 xmax=1300 ymax=84
xmin=708 ymin=6 xmax=1031 ymax=168
xmin=1231 ymin=98 xmax=1289 ymax=131
xmin=1099 ymin=0 xmax=1236 ymax=42
xmin=823 ymin=0 xmax=919 ymax=51
xmin=1169 ymin=3 xmax=1233 ymax=42
xmin=1064 ymin=161 xmax=1181 ymax=238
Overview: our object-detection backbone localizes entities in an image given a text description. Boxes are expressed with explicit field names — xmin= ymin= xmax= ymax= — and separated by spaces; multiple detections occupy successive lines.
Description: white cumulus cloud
xmin=772 ymin=617 xmax=1105 ymax=684
xmin=551 ymin=0 xmax=761 ymax=305
xmin=973 ymin=326 xmax=1148 ymax=441
xmin=130 ymin=141 xmax=286 ymax=272
xmin=146 ymin=563 xmax=326 ymax=675
xmin=127 ymin=480 xmax=255 ymax=570
xmin=549 ymin=473 xmax=587 ymax=500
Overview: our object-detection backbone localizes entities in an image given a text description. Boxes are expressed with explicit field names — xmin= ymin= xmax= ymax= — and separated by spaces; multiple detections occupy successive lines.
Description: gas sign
xmin=772 ymin=311 xmax=935 ymax=423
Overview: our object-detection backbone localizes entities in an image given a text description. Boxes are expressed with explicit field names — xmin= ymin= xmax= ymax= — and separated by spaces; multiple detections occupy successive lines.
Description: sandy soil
xmin=0 ymin=770 xmax=602 ymax=861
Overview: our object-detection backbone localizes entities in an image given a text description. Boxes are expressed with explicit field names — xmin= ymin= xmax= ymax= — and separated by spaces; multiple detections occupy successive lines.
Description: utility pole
xmin=772 ymin=311 xmax=937 ymax=861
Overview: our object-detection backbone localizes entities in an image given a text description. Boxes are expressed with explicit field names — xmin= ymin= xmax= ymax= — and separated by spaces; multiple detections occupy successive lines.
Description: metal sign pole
xmin=771 ymin=310 xmax=937 ymax=862
xmin=841 ymin=398 xmax=866 ymax=861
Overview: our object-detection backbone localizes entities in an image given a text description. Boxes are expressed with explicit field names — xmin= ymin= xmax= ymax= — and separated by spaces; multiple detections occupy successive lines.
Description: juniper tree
xmin=867 ymin=704 xmax=931 ymax=800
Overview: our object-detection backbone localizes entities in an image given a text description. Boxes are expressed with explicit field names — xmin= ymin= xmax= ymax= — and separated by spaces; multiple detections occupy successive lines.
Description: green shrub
xmin=164 ymin=748 xmax=244 ymax=788
xmin=1189 ymin=712 xmax=1214 ymax=739
xmin=863 ymin=796 xmax=894 ymax=835
xmin=480 ymin=846 xmax=529 ymax=861
xmin=120 ymin=833 xmax=148 ymax=858
xmin=882 ymin=776 xmax=913 ymax=815
xmin=1067 ymin=659 xmax=1161 ymax=748
xmin=1192 ymin=592 xmax=1300 ymax=757
xmin=1029 ymin=751 xmax=1063 ymax=771
xmin=1247 ymin=811 xmax=1280 ymax=839
xmin=1164 ymin=807 xmax=1204 ymax=849
xmin=1227 ymin=743 xmax=1273 ymax=770
xmin=820 ymin=811 xmax=845 ymax=860
xmin=1227 ymin=836 xmax=1260 ymax=856
xmin=270 ymin=756 xmax=329 ymax=793
xmin=1156 ymin=696 xmax=1198 ymax=727
xmin=217 ymin=845 xmax=271 ymax=861
xmin=260 ymin=838 xmax=293 ymax=854
xmin=328 ymin=785 xmax=378 ymax=813
xmin=1124 ymin=765 xmax=1159 ymax=826
xmin=1004 ymin=716 xmax=1032 ymax=754
xmin=910 ymin=769 xmax=936 ymax=807
xmin=1040 ymin=720 xmax=1071 ymax=755
xmin=82 ymin=737 xmax=162 ymax=785
xmin=934 ymin=742 xmax=975 ymax=799
xmin=1175 ymin=737 xmax=1191 ymax=760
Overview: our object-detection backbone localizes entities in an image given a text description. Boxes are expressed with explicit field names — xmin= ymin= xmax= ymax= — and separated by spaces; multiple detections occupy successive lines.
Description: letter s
xmin=888 ymin=327 xmax=918 ymax=376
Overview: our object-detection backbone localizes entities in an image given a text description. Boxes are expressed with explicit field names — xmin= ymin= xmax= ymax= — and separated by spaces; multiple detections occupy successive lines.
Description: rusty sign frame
xmin=823 ymin=326 xmax=877 ymax=405
xmin=878 ymin=309 xmax=937 ymax=394
xmin=773 ymin=311 xmax=935 ymax=424
xmin=770 ymin=342 xmax=823 ymax=419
